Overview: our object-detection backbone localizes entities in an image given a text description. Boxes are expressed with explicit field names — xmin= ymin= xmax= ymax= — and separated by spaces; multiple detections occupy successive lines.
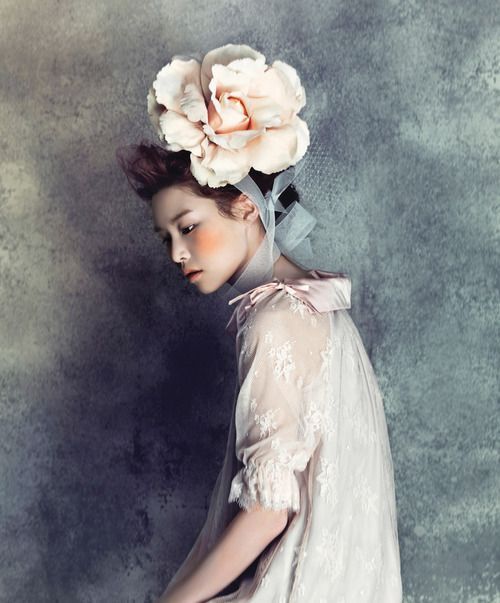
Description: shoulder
xmin=251 ymin=287 xmax=290 ymax=319
xmin=242 ymin=287 xmax=329 ymax=347
xmin=246 ymin=287 xmax=303 ymax=330
xmin=236 ymin=288 xmax=333 ymax=385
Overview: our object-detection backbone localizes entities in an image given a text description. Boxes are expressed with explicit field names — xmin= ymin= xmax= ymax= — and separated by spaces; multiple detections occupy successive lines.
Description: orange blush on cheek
xmin=192 ymin=228 xmax=224 ymax=256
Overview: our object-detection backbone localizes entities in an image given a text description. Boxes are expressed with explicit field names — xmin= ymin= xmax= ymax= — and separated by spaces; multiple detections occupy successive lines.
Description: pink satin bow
xmin=229 ymin=279 xmax=312 ymax=310
xmin=225 ymin=269 xmax=352 ymax=336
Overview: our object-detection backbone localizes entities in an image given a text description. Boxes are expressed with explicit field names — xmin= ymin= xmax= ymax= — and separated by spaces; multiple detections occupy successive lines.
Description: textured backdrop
xmin=0 ymin=0 xmax=498 ymax=601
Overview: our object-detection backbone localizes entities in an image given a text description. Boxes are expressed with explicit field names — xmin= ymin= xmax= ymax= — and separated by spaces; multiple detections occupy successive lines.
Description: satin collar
xmin=225 ymin=268 xmax=351 ymax=336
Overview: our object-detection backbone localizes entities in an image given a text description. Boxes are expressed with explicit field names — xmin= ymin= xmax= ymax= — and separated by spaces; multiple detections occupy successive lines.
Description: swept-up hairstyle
xmin=116 ymin=141 xmax=301 ymax=221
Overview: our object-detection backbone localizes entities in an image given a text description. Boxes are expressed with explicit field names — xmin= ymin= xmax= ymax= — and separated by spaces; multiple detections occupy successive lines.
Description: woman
xmin=117 ymin=43 xmax=403 ymax=602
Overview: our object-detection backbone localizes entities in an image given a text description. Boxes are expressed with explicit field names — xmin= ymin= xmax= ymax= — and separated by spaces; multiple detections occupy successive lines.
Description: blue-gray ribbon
xmin=225 ymin=160 xmax=316 ymax=296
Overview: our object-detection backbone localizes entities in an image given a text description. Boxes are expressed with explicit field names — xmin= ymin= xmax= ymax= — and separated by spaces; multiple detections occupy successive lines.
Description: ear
xmin=232 ymin=193 xmax=261 ymax=223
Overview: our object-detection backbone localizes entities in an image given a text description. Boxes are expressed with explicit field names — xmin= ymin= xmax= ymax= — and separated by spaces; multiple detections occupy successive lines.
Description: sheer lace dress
xmin=164 ymin=269 xmax=403 ymax=602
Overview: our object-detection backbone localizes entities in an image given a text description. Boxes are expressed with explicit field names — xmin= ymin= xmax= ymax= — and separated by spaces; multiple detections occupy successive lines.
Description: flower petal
xmin=247 ymin=67 xmax=298 ymax=123
xmin=245 ymin=95 xmax=284 ymax=129
xmin=208 ymin=89 xmax=249 ymax=134
xmin=200 ymin=43 xmax=266 ymax=100
xmin=209 ymin=63 xmax=252 ymax=98
xmin=226 ymin=56 xmax=268 ymax=79
xmin=246 ymin=117 xmax=310 ymax=173
xmin=159 ymin=110 xmax=205 ymax=157
xmin=203 ymin=121 xmax=264 ymax=150
xmin=153 ymin=58 xmax=208 ymax=123
xmin=181 ymin=82 xmax=208 ymax=123
xmin=271 ymin=60 xmax=307 ymax=112
xmin=191 ymin=140 xmax=251 ymax=187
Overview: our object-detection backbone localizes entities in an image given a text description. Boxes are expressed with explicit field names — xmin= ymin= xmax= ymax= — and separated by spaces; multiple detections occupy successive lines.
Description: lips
xmin=186 ymin=270 xmax=203 ymax=282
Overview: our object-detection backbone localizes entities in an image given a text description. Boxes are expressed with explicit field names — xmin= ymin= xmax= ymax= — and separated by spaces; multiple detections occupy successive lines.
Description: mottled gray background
xmin=0 ymin=0 xmax=498 ymax=601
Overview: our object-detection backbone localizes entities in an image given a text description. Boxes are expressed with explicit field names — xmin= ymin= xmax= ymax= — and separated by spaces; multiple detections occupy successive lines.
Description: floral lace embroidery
xmin=264 ymin=330 xmax=274 ymax=344
xmin=341 ymin=399 xmax=378 ymax=445
xmin=301 ymin=398 xmax=335 ymax=442
xmin=226 ymin=286 xmax=401 ymax=600
xmin=254 ymin=407 xmax=280 ymax=438
xmin=286 ymin=292 xmax=308 ymax=319
xmin=315 ymin=526 xmax=345 ymax=584
xmin=267 ymin=340 xmax=296 ymax=382
xmin=285 ymin=291 xmax=318 ymax=327
xmin=316 ymin=455 xmax=339 ymax=506
xmin=352 ymin=473 xmax=379 ymax=515
xmin=321 ymin=408 xmax=335 ymax=441
xmin=228 ymin=456 xmax=300 ymax=511
xmin=300 ymin=400 xmax=324 ymax=440
xmin=271 ymin=436 xmax=294 ymax=465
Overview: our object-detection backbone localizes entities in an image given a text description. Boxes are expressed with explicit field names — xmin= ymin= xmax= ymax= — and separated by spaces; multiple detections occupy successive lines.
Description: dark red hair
xmin=115 ymin=140 xmax=301 ymax=220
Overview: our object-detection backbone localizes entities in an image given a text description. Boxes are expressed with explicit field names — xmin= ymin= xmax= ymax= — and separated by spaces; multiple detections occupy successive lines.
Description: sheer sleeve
xmin=228 ymin=291 xmax=329 ymax=513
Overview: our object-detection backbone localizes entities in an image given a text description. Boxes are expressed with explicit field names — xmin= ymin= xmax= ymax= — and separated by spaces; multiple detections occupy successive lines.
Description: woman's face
xmin=151 ymin=185 xmax=262 ymax=294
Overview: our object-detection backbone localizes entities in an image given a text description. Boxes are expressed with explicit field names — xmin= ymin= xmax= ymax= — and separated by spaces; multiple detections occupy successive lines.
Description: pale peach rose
xmin=147 ymin=43 xmax=309 ymax=188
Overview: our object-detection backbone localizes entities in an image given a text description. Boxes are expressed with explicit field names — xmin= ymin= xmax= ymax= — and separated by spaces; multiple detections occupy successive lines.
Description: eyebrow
xmin=153 ymin=209 xmax=195 ymax=232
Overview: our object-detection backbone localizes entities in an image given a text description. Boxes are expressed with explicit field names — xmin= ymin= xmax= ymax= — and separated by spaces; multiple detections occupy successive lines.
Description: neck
xmin=227 ymin=231 xmax=311 ymax=293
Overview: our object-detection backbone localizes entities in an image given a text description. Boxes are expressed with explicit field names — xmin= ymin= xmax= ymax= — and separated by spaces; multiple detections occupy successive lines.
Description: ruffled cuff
xmin=228 ymin=458 xmax=301 ymax=512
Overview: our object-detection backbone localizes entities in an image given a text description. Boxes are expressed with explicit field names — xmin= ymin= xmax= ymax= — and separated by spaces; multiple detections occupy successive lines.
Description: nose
xmin=169 ymin=236 xmax=189 ymax=265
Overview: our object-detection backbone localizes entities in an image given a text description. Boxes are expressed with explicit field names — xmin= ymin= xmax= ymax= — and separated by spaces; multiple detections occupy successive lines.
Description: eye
xmin=181 ymin=224 xmax=196 ymax=235
xmin=161 ymin=224 xmax=196 ymax=246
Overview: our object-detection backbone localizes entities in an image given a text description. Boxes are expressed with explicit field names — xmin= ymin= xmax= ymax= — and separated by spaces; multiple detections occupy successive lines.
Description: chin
xmin=190 ymin=269 xmax=234 ymax=295
xmin=204 ymin=278 xmax=234 ymax=295
xmin=194 ymin=283 xmax=212 ymax=294
xmin=193 ymin=277 xmax=220 ymax=295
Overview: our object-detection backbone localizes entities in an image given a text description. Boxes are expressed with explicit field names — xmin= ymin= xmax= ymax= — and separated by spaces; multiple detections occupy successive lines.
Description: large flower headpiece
xmin=147 ymin=43 xmax=310 ymax=188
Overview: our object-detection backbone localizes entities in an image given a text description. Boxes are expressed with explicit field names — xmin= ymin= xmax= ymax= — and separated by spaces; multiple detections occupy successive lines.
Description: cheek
xmin=193 ymin=227 xmax=229 ymax=256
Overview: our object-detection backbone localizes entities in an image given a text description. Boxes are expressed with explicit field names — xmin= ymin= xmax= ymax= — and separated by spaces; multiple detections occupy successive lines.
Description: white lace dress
xmin=165 ymin=269 xmax=403 ymax=602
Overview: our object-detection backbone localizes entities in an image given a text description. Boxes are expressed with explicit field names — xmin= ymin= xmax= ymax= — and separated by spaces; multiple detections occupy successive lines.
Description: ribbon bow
xmin=228 ymin=279 xmax=312 ymax=311
xmin=270 ymin=169 xmax=317 ymax=262
xmin=233 ymin=162 xmax=317 ymax=265
xmin=225 ymin=270 xmax=352 ymax=336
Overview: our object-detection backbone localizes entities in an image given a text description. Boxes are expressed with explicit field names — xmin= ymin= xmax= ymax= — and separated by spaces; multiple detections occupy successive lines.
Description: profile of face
xmin=151 ymin=185 xmax=264 ymax=294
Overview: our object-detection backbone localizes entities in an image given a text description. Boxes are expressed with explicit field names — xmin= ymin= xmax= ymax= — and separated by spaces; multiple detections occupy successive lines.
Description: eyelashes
xmin=161 ymin=224 xmax=197 ymax=245
xmin=182 ymin=224 xmax=196 ymax=235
